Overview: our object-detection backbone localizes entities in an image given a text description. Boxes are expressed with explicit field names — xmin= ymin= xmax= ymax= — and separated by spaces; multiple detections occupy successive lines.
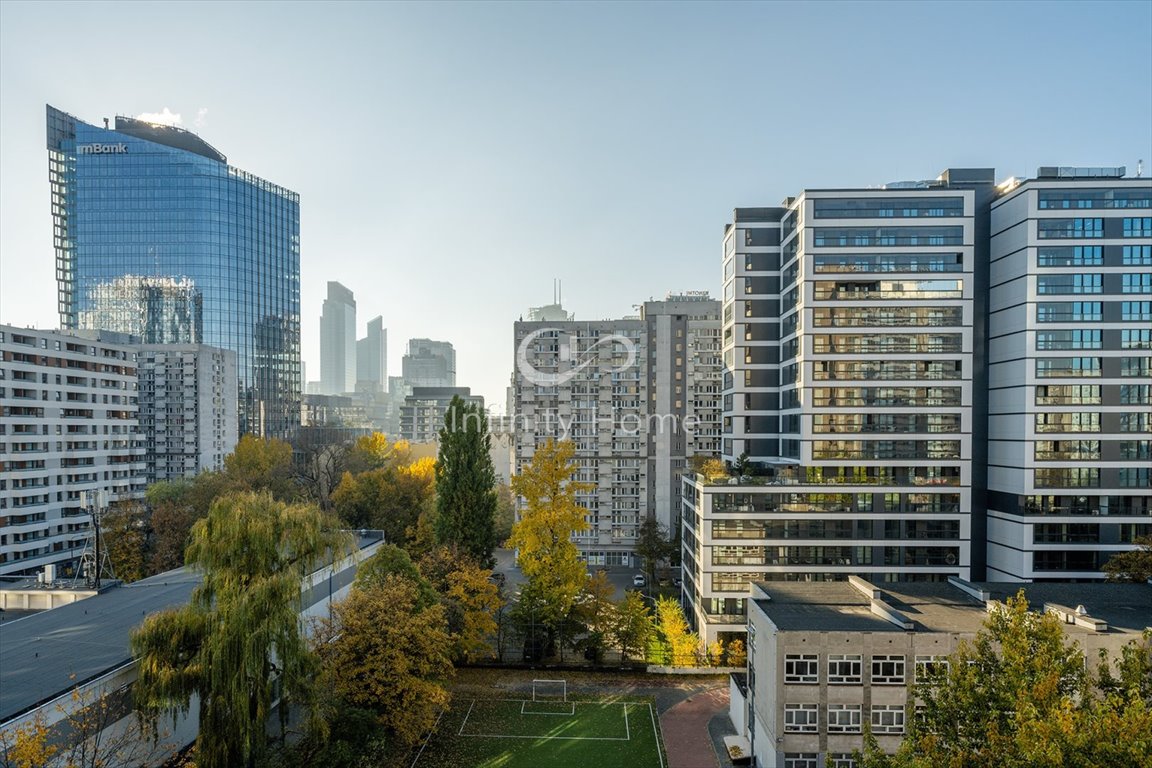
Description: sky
xmin=1 ymin=1 xmax=1150 ymax=409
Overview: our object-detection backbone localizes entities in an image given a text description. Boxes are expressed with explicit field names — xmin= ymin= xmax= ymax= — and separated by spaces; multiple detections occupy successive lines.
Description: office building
xmin=47 ymin=105 xmax=301 ymax=438
xmin=356 ymin=315 xmax=387 ymax=393
xmin=0 ymin=325 xmax=147 ymax=577
xmin=985 ymin=169 xmax=1152 ymax=580
xmin=402 ymin=338 xmax=456 ymax=388
xmin=400 ymin=386 xmax=484 ymax=443
xmin=135 ymin=343 xmax=238 ymax=481
xmin=319 ymin=282 xmax=357 ymax=395
xmin=513 ymin=294 xmax=721 ymax=566
xmin=734 ymin=577 xmax=1152 ymax=768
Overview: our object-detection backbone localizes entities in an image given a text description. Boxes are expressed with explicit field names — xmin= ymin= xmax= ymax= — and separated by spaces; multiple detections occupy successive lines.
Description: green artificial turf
xmin=411 ymin=697 xmax=667 ymax=768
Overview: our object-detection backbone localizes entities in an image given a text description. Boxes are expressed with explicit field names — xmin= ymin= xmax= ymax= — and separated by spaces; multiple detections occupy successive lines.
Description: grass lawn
xmin=411 ymin=696 xmax=667 ymax=768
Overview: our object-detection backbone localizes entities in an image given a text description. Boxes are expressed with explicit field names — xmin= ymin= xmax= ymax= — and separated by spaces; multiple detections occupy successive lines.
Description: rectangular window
xmin=812 ymin=226 xmax=964 ymax=247
xmin=1122 ymin=301 xmax=1152 ymax=321
xmin=871 ymin=705 xmax=906 ymax=735
xmin=784 ymin=654 xmax=820 ymax=684
xmin=827 ymin=704 xmax=863 ymax=734
xmin=1122 ymin=357 xmax=1152 ymax=378
xmin=1123 ymin=245 xmax=1152 ymax=265
xmin=871 ymin=655 xmax=906 ymax=684
xmin=784 ymin=755 xmax=819 ymax=768
xmin=828 ymin=756 xmax=858 ymax=768
xmin=1035 ymin=330 xmax=1102 ymax=350
xmin=1122 ymin=217 xmax=1152 ymax=237
xmin=1035 ymin=412 xmax=1100 ymax=433
xmin=1037 ymin=217 xmax=1103 ymax=239
xmin=784 ymin=704 xmax=820 ymax=733
xmin=1034 ymin=467 xmax=1100 ymax=488
xmin=1037 ymin=245 xmax=1103 ymax=267
xmin=828 ymin=654 xmax=863 ymax=684
xmin=1122 ymin=329 xmax=1152 ymax=349
xmin=1122 ymin=273 xmax=1152 ymax=293
xmin=1035 ymin=357 xmax=1101 ymax=377
xmin=1036 ymin=302 xmax=1102 ymax=322
xmin=1035 ymin=384 xmax=1101 ymax=405
xmin=812 ymin=197 xmax=964 ymax=219
xmin=915 ymin=655 xmax=950 ymax=682
xmin=1035 ymin=440 xmax=1101 ymax=461
xmin=1119 ymin=468 xmax=1152 ymax=487
xmin=1120 ymin=385 xmax=1151 ymax=404
xmin=1036 ymin=274 xmax=1102 ymax=294
xmin=1121 ymin=412 xmax=1152 ymax=432
xmin=1120 ymin=441 xmax=1152 ymax=460
xmin=1038 ymin=188 xmax=1152 ymax=209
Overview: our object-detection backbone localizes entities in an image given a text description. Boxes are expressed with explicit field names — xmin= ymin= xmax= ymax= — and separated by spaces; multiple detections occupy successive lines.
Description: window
xmin=1035 ymin=384 xmax=1100 ymax=405
xmin=1122 ymin=273 xmax=1152 ymax=294
xmin=1122 ymin=217 xmax=1152 ymax=237
xmin=871 ymin=705 xmax=906 ymax=734
xmin=1120 ymin=385 xmax=1151 ymax=404
xmin=1036 ymin=302 xmax=1102 ymax=322
xmin=1035 ymin=357 xmax=1101 ymax=377
xmin=827 ymin=704 xmax=862 ymax=733
xmin=1036 ymin=274 xmax=1102 ymax=294
xmin=1122 ymin=357 xmax=1152 ymax=378
xmin=1034 ymin=467 xmax=1100 ymax=488
xmin=871 ymin=655 xmax=906 ymax=684
xmin=829 ymin=654 xmax=866 ymax=686
xmin=1037 ymin=245 xmax=1102 ymax=267
xmin=1035 ymin=330 xmax=1102 ymax=350
xmin=1035 ymin=412 xmax=1100 ymax=433
xmin=1038 ymin=188 xmax=1152 ymax=209
xmin=784 ymin=654 xmax=820 ymax=684
xmin=1122 ymin=301 xmax=1152 ymax=321
xmin=1123 ymin=245 xmax=1152 ymax=265
xmin=1037 ymin=218 xmax=1103 ymax=239
xmin=828 ymin=755 xmax=858 ymax=768
xmin=1121 ymin=412 xmax=1152 ymax=432
xmin=1119 ymin=468 xmax=1152 ymax=488
xmin=784 ymin=704 xmax=820 ymax=733
xmin=784 ymin=755 xmax=819 ymax=768
xmin=915 ymin=655 xmax=951 ymax=682
xmin=1122 ymin=329 xmax=1152 ymax=349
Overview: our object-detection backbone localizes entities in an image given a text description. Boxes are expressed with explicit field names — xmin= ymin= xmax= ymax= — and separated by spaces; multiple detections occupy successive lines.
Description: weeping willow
xmin=130 ymin=491 xmax=351 ymax=768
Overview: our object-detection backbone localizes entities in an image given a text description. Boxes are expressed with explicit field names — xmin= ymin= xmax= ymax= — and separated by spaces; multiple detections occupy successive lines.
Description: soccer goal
xmin=531 ymin=679 xmax=568 ymax=703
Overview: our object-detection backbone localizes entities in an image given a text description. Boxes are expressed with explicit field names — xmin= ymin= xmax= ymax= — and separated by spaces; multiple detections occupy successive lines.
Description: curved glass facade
xmin=47 ymin=105 xmax=301 ymax=437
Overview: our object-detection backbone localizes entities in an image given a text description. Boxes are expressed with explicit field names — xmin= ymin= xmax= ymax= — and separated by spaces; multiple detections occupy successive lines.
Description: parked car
xmin=632 ymin=574 xmax=647 ymax=587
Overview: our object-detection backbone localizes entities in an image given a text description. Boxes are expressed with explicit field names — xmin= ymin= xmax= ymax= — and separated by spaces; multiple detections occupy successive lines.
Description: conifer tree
xmin=434 ymin=396 xmax=498 ymax=566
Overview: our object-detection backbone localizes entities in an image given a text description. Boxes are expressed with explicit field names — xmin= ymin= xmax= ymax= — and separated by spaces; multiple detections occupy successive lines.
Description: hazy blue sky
xmin=2 ymin=0 xmax=1150 ymax=408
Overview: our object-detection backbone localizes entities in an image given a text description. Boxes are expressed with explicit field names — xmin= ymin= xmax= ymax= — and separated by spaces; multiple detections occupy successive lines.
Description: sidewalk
xmin=659 ymin=686 xmax=729 ymax=768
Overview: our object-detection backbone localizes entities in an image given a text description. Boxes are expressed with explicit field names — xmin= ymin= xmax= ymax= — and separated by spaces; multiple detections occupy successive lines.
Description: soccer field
xmin=410 ymin=697 xmax=667 ymax=768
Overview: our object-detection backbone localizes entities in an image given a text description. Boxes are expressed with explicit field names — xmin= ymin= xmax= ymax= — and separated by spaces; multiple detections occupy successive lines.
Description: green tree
xmin=612 ymin=590 xmax=654 ymax=663
xmin=102 ymin=501 xmax=149 ymax=583
xmin=130 ymin=492 xmax=350 ymax=768
xmin=859 ymin=593 xmax=1152 ymax=768
xmin=1103 ymin=534 xmax=1152 ymax=583
xmin=508 ymin=439 xmax=593 ymax=647
xmin=221 ymin=435 xmax=298 ymax=500
xmin=434 ymin=397 xmax=498 ymax=566
xmin=330 ymin=463 xmax=433 ymax=547
xmin=355 ymin=543 xmax=438 ymax=609
xmin=313 ymin=574 xmax=453 ymax=748
xmin=494 ymin=482 xmax=516 ymax=544
xmin=635 ymin=516 xmax=675 ymax=588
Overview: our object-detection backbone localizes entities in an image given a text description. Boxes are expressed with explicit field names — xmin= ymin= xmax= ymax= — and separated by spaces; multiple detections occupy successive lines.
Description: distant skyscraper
xmin=402 ymin=338 xmax=456 ymax=388
xmin=356 ymin=315 xmax=387 ymax=393
xmin=47 ymin=105 xmax=301 ymax=438
xmin=320 ymin=281 xmax=356 ymax=395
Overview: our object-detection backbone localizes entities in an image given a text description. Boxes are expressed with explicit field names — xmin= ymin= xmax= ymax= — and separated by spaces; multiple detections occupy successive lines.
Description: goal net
xmin=531 ymin=679 xmax=568 ymax=702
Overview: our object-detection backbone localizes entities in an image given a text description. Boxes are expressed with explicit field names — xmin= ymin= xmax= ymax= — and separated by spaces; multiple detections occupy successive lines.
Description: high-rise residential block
xmin=402 ymin=338 xmax=456 ymax=388
xmin=320 ymin=281 xmax=356 ymax=395
xmin=513 ymin=294 xmax=721 ymax=566
xmin=400 ymin=386 xmax=483 ymax=443
xmin=0 ymin=326 xmax=146 ymax=577
xmin=986 ymin=169 xmax=1152 ymax=580
xmin=356 ymin=315 xmax=387 ymax=393
xmin=46 ymin=106 xmax=301 ymax=438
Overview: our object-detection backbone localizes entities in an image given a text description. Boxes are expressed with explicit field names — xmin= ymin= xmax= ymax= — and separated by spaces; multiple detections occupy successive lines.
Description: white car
xmin=632 ymin=574 xmax=647 ymax=588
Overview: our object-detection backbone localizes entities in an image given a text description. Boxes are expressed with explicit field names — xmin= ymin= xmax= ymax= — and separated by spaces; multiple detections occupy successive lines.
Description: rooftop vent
xmin=1036 ymin=166 xmax=1126 ymax=179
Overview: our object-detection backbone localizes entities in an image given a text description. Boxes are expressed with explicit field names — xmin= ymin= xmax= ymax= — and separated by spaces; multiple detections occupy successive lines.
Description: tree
xmin=443 ymin=562 xmax=503 ymax=662
xmin=858 ymin=593 xmax=1152 ymax=768
xmin=344 ymin=432 xmax=410 ymax=475
xmin=355 ymin=543 xmax=438 ymax=609
xmin=313 ymin=574 xmax=453 ymax=747
xmin=130 ymin=492 xmax=350 ymax=768
xmin=653 ymin=596 xmax=701 ymax=667
xmin=291 ymin=431 xmax=349 ymax=511
xmin=508 ymin=439 xmax=593 ymax=644
xmin=732 ymin=451 xmax=751 ymax=477
xmin=331 ymin=466 xmax=430 ymax=547
xmin=698 ymin=457 xmax=728 ymax=481
xmin=434 ymin=397 xmax=498 ymax=566
xmin=726 ymin=638 xmax=747 ymax=667
xmin=221 ymin=435 xmax=298 ymax=501
xmin=494 ymin=482 xmax=516 ymax=544
xmin=575 ymin=570 xmax=617 ymax=663
xmin=635 ymin=516 xmax=675 ymax=588
xmin=146 ymin=475 xmax=226 ymax=574
xmin=102 ymin=501 xmax=149 ymax=583
xmin=612 ymin=590 xmax=654 ymax=663
xmin=1103 ymin=535 xmax=1152 ymax=583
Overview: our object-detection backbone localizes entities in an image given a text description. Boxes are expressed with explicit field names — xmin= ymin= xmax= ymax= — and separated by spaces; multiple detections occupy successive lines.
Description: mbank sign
xmin=77 ymin=143 xmax=128 ymax=155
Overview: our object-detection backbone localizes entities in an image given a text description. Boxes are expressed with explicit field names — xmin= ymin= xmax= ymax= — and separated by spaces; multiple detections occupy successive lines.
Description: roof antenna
xmin=1137 ymin=159 xmax=1144 ymax=178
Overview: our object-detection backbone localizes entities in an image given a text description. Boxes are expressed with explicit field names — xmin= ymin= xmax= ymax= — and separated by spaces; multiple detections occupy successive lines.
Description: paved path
xmin=659 ymin=686 xmax=729 ymax=768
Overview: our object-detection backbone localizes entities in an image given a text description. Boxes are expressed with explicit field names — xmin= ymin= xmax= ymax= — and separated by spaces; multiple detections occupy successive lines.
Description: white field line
xmin=409 ymin=708 xmax=445 ymax=768
xmin=456 ymin=700 xmax=477 ymax=736
xmin=520 ymin=700 xmax=576 ymax=715
xmin=648 ymin=703 xmax=665 ymax=768
xmin=457 ymin=700 xmax=634 ymax=742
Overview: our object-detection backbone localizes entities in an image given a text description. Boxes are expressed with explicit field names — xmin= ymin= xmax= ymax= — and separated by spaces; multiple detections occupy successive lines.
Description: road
xmin=492 ymin=548 xmax=681 ymax=601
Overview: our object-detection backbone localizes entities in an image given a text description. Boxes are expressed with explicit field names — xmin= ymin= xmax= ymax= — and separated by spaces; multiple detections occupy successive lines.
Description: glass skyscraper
xmin=46 ymin=105 xmax=301 ymax=437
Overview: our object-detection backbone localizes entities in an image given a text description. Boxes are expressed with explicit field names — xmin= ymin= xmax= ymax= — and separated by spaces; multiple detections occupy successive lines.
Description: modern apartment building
xmin=685 ymin=171 xmax=991 ymax=644
xmin=0 ymin=326 xmax=147 ymax=577
xmin=400 ymin=386 xmax=484 ymax=443
xmin=513 ymin=294 xmax=721 ymax=565
xmin=402 ymin=338 xmax=456 ymax=388
xmin=356 ymin=315 xmax=387 ymax=393
xmin=734 ymin=577 xmax=1152 ymax=768
xmin=47 ymin=105 xmax=301 ymax=438
xmin=320 ymin=282 xmax=357 ymax=395
xmin=986 ymin=169 xmax=1152 ymax=580
xmin=135 ymin=343 xmax=238 ymax=481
